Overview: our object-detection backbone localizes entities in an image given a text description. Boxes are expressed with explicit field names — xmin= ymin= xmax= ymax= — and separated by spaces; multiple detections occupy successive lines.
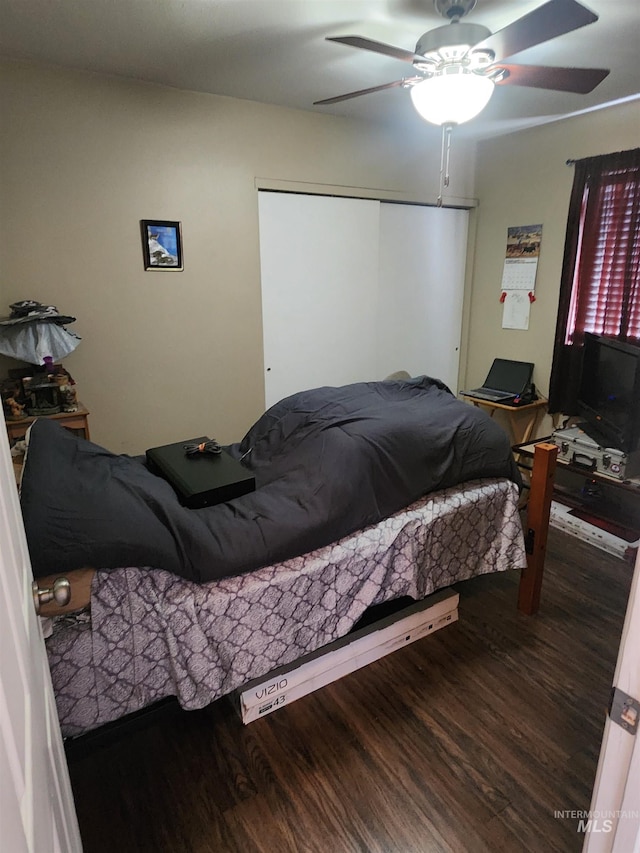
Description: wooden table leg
xmin=518 ymin=442 xmax=558 ymax=615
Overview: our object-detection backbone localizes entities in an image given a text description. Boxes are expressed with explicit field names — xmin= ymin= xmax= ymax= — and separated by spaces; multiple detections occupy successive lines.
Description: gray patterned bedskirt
xmin=47 ymin=478 xmax=525 ymax=736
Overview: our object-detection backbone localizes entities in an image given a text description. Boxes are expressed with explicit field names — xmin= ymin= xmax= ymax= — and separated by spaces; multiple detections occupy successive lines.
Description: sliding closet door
xmin=377 ymin=204 xmax=468 ymax=391
xmin=258 ymin=192 xmax=380 ymax=408
xmin=259 ymin=191 xmax=468 ymax=408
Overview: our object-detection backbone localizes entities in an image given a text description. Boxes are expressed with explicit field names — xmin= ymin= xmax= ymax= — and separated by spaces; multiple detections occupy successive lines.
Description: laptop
xmin=461 ymin=358 xmax=534 ymax=404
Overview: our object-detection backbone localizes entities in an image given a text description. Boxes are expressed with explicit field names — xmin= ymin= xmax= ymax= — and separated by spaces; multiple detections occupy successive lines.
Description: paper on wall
xmin=500 ymin=224 xmax=541 ymax=330
xmin=502 ymin=291 xmax=530 ymax=330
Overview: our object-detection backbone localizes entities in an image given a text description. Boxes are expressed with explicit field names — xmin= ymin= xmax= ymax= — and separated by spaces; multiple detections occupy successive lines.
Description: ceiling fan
xmin=314 ymin=0 xmax=610 ymax=126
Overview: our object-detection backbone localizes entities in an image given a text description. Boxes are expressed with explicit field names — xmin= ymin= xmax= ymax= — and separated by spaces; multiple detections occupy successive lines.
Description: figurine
xmin=4 ymin=396 xmax=25 ymax=418
xmin=59 ymin=383 xmax=78 ymax=412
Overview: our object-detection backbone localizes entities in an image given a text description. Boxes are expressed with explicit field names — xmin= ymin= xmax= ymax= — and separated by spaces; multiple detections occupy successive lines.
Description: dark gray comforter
xmin=20 ymin=376 xmax=521 ymax=582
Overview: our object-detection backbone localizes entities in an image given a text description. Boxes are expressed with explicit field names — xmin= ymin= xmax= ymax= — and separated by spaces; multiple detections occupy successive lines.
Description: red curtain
xmin=549 ymin=148 xmax=640 ymax=413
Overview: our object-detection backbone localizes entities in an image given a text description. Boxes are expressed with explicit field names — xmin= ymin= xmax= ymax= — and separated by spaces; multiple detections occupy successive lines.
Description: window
xmin=549 ymin=148 xmax=640 ymax=413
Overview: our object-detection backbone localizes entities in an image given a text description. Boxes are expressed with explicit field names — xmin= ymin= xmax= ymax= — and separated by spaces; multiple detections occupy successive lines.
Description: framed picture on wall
xmin=140 ymin=220 xmax=183 ymax=271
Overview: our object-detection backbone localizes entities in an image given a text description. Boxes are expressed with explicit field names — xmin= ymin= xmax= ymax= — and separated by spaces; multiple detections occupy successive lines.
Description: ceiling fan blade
xmin=326 ymin=36 xmax=424 ymax=65
xmin=314 ymin=79 xmax=409 ymax=105
xmin=473 ymin=0 xmax=599 ymax=63
xmin=492 ymin=63 xmax=610 ymax=94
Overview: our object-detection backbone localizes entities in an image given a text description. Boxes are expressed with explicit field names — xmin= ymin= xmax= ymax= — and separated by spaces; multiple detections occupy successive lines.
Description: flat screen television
xmin=577 ymin=333 xmax=640 ymax=453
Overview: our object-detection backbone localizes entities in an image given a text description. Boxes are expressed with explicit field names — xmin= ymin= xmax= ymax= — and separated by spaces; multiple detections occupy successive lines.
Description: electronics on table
xmin=461 ymin=358 xmax=535 ymax=405
xmin=552 ymin=333 xmax=640 ymax=481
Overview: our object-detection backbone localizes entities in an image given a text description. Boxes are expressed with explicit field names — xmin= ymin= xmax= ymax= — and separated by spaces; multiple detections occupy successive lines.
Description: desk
xmin=461 ymin=396 xmax=547 ymax=446
xmin=5 ymin=404 xmax=90 ymax=444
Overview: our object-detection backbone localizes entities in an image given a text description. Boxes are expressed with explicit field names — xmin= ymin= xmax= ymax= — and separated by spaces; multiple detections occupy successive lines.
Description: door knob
xmin=32 ymin=577 xmax=71 ymax=615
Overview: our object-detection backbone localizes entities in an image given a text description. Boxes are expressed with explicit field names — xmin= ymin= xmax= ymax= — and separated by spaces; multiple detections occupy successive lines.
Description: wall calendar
xmin=500 ymin=224 xmax=542 ymax=330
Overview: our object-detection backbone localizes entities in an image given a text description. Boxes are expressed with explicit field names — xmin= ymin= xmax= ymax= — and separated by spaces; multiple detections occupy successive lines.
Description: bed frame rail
xmin=518 ymin=442 xmax=558 ymax=615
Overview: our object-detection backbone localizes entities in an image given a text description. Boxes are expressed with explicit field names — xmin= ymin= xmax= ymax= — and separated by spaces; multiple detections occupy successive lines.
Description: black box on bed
xmin=146 ymin=437 xmax=255 ymax=509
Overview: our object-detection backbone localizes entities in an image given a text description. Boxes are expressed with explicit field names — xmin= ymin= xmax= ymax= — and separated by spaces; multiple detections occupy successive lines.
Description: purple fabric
xmin=47 ymin=478 xmax=525 ymax=736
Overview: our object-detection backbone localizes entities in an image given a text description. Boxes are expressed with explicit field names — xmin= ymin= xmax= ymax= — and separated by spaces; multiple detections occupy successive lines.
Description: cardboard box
xmin=236 ymin=588 xmax=459 ymax=723
xmin=549 ymin=500 xmax=639 ymax=562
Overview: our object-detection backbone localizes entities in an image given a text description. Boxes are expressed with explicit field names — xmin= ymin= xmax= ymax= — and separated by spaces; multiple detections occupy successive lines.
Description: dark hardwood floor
xmin=66 ymin=529 xmax=633 ymax=853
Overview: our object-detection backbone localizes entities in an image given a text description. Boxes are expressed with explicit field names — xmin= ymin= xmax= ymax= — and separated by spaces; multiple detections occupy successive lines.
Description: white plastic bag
xmin=0 ymin=323 xmax=81 ymax=365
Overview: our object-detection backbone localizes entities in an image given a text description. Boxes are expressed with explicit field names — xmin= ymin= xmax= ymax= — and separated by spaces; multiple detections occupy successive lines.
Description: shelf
xmin=515 ymin=437 xmax=640 ymax=495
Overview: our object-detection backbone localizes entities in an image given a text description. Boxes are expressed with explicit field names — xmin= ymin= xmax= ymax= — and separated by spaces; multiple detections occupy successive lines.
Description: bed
xmin=19 ymin=375 xmax=532 ymax=737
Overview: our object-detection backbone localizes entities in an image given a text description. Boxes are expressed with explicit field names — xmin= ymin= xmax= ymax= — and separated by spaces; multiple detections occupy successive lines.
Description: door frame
xmin=584 ymin=547 xmax=640 ymax=851
xmin=0 ymin=428 xmax=82 ymax=851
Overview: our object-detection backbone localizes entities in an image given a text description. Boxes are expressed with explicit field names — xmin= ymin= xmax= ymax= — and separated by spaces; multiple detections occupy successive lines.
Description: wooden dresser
xmin=5 ymin=404 xmax=91 ymax=443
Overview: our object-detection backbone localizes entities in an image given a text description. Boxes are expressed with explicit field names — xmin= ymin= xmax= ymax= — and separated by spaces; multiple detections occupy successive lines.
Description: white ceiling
xmin=0 ymin=0 xmax=638 ymax=140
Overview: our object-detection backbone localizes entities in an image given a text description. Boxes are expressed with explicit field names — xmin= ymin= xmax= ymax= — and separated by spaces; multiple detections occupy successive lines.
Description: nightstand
xmin=4 ymin=404 xmax=91 ymax=444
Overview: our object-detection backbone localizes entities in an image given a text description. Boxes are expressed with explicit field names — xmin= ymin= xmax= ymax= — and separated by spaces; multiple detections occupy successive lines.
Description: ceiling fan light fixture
xmin=410 ymin=67 xmax=495 ymax=125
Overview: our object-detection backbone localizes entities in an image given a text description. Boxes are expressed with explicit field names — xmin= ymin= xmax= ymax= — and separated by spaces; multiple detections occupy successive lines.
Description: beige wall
xmin=464 ymin=99 xmax=640 ymax=436
xmin=0 ymin=61 xmax=477 ymax=453
xmin=5 ymin=60 xmax=634 ymax=454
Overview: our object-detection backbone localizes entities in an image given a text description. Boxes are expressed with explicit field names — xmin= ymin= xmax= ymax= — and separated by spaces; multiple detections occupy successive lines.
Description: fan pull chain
xmin=437 ymin=123 xmax=453 ymax=207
